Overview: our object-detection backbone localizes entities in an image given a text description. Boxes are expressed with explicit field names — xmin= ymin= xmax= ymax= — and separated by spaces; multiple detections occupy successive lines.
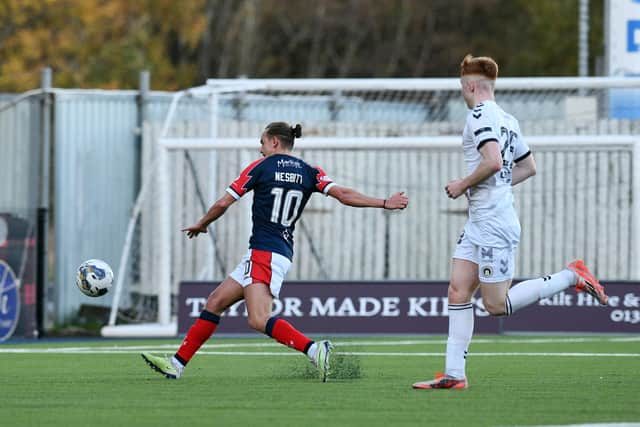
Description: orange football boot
xmin=412 ymin=372 xmax=468 ymax=390
xmin=567 ymin=260 xmax=609 ymax=305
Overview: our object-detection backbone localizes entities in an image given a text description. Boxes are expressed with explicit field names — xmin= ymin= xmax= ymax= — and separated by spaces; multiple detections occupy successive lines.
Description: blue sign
xmin=629 ymin=20 xmax=640 ymax=52
xmin=0 ymin=260 xmax=20 ymax=342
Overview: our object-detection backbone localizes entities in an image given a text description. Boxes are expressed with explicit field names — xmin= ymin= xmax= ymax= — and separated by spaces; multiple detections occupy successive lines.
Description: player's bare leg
xmin=243 ymin=282 xmax=274 ymax=334
xmin=479 ymin=280 xmax=511 ymax=316
xmin=413 ymin=258 xmax=478 ymax=389
xmin=245 ymin=282 xmax=333 ymax=381
xmin=204 ymin=277 xmax=246 ymax=314
xmin=141 ymin=277 xmax=244 ymax=379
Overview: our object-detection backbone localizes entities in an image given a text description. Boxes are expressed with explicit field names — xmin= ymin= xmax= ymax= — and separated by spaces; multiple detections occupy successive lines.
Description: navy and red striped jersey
xmin=226 ymin=154 xmax=335 ymax=260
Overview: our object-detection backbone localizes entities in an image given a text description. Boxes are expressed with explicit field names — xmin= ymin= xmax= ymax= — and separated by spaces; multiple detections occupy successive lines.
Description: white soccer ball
xmin=76 ymin=259 xmax=114 ymax=297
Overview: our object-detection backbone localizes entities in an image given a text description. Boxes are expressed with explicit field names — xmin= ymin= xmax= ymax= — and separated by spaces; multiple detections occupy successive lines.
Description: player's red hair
xmin=460 ymin=54 xmax=498 ymax=80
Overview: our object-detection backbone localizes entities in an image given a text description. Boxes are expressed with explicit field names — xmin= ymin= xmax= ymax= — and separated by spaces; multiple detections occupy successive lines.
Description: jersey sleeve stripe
xmin=229 ymin=157 xmax=266 ymax=197
xmin=514 ymin=150 xmax=532 ymax=163
xmin=473 ymin=126 xmax=493 ymax=136
xmin=313 ymin=166 xmax=334 ymax=193
xmin=476 ymin=138 xmax=498 ymax=150
xmin=322 ymin=182 xmax=336 ymax=195
xmin=226 ymin=187 xmax=241 ymax=200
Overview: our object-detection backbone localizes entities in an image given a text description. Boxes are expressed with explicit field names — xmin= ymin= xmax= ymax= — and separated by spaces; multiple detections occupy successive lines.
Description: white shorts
xmin=453 ymin=230 xmax=516 ymax=283
xmin=229 ymin=249 xmax=292 ymax=298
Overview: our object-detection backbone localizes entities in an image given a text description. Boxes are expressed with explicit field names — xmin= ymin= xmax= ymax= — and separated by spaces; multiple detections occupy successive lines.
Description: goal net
xmin=101 ymin=77 xmax=640 ymax=337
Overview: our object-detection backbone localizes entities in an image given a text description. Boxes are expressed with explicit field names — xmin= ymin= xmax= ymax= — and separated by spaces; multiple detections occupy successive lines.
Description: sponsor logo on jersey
xmin=277 ymin=159 xmax=303 ymax=169
xmin=480 ymin=247 xmax=493 ymax=261
xmin=499 ymin=258 xmax=509 ymax=275
xmin=472 ymin=104 xmax=483 ymax=119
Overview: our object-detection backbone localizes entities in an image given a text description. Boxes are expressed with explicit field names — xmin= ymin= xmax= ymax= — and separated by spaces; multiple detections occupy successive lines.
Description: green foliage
xmin=0 ymin=0 xmax=206 ymax=91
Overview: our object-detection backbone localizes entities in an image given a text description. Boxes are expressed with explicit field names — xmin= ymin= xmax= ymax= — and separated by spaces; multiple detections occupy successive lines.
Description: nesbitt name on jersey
xmin=275 ymin=172 xmax=303 ymax=184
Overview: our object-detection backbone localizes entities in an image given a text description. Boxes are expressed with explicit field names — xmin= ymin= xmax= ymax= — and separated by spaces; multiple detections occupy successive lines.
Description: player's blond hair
xmin=460 ymin=54 xmax=498 ymax=80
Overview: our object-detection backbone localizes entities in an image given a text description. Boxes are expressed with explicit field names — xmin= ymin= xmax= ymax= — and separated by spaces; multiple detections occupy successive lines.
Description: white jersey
xmin=461 ymin=100 xmax=531 ymax=248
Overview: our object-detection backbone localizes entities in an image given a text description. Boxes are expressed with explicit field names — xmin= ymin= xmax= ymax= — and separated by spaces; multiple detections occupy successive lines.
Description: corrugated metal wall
xmin=52 ymin=90 xmax=206 ymax=321
xmin=0 ymin=95 xmax=41 ymax=214
xmin=54 ymin=91 xmax=164 ymax=321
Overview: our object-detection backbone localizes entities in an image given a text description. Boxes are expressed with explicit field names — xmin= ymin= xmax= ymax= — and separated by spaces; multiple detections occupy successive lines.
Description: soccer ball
xmin=76 ymin=259 xmax=114 ymax=297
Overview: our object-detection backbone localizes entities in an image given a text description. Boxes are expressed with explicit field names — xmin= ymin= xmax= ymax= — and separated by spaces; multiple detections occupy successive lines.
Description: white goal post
xmin=101 ymin=77 xmax=640 ymax=338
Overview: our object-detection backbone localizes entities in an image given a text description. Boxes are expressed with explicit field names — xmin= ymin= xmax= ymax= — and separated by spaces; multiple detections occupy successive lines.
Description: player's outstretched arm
xmin=327 ymin=185 xmax=408 ymax=210
xmin=511 ymin=153 xmax=536 ymax=186
xmin=182 ymin=193 xmax=237 ymax=238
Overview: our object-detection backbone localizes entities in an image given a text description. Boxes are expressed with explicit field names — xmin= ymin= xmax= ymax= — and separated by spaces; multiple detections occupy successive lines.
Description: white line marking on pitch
xmin=6 ymin=336 xmax=636 ymax=352
xmin=0 ymin=348 xmax=638 ymax=357
xmin=506 ymin=423 xmax=640 ymax=427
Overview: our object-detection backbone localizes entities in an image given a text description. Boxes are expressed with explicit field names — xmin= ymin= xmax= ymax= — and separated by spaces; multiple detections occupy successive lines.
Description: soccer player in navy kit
xmin=142 ymin=122 xmax=409 ymax=381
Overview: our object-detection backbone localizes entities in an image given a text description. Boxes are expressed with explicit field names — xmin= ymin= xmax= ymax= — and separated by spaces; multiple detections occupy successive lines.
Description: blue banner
xmin=0 ymin=260 xmax=20 ymax=342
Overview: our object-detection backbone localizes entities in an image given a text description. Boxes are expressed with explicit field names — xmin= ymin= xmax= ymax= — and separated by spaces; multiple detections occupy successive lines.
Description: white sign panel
xmin=608 ymin=0 xmax=640 ymax=75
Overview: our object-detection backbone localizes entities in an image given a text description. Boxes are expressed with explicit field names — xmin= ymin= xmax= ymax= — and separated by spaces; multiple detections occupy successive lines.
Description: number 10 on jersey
xmin=270 ymin=187 xmax=303 ymax=226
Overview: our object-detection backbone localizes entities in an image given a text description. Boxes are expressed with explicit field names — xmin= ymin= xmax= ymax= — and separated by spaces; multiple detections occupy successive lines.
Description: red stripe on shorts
xmin=249 ymin=249 xmax=273 ymax=285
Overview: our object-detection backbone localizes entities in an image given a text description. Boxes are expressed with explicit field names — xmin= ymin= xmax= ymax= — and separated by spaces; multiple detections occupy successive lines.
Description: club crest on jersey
xmin=482 ymin=266 xmax=493 ymax=278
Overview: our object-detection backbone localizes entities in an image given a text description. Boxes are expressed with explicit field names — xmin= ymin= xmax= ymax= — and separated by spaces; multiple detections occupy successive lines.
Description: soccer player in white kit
xmin=412 ymin=55 xmax=609 ymax=390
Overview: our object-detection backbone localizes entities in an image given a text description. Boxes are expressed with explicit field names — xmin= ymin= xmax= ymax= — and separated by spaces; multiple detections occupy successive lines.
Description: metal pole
xmin=578 ymin=0 xmax=589 ymax=77
xmin=208 ymin=92 xmax=219 ymax=279
xmin=136 ymin=71 xmax=150 ymax=193
xmin=36 ymin=67 xmax=52 ymax=338
xmin=157 ymin=144 xmax=171 ymax=325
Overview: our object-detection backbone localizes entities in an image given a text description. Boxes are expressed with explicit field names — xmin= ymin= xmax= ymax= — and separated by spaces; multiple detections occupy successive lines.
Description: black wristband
xmin=383 ymin=199 xmax=387 ymax=209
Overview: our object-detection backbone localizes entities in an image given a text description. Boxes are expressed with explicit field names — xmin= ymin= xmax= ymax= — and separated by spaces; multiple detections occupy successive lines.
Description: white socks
xmin=445 ymin=303 xmax=474 ymax=379
xmin=506 ymin=269 xmax=577 ymax=314
xmin=170 ymin=356 xmax=185 ymax=377
xmin=306 ymin=342 xmax=318 ymax=360
xmin=171 ymin=356 xmax=184 ymax=368
xmin=444 ymin=269 xmax=577 ymax=379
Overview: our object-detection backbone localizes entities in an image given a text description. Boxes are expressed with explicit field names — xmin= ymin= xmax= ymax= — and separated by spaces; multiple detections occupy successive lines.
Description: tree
xmin=0 ymin=0 xmax=604 ymax=92
xmin=0 ymin=0 xmax=206 ymax=91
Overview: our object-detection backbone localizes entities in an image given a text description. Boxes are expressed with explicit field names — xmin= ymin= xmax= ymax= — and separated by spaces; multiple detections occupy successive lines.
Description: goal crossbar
xmin=160 ymin=135 xmax=639 ymax=151
xmin=206 ymin=77 xmax=640 ymax=91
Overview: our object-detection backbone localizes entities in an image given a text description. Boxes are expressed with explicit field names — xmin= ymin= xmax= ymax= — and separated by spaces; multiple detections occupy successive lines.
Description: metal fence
xmin=156 ymin=138 xmax=638 ymax=288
